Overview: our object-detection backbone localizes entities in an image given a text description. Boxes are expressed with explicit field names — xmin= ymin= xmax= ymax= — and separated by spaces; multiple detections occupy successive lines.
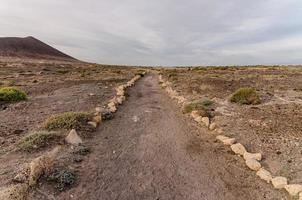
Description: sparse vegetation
xmin=18 ymin=131 xmax=64 ymax=151
xmin=46 ymin=168 xmax=76 ymax=191
xmin=0 ymin=87 xmax=27 ymax=103
xmin=230 ymin=87 xmax=260 ymax=105
xmin=183 ymin=100 xmax=213 ymax=117
xmin=57 ymin=69 xmax=70 ymax=74
xmin=43 ymin=112 xmax=93 ymax=131
xmin=72 ymin=145 xmax=91 ymax=156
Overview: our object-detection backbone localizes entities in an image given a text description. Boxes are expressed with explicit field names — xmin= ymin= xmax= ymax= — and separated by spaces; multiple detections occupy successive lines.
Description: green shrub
xmin=18 ymin=131 xmax=63 ymax=151
xmin=0 ymin=87 xmax=27 ymax=103
xmin=46 ymin=168 xmax=76 ymax=191
xmin=183 ymin=100 xmax=213 ymax=117
xmin=43 ymin=112 xmax=93 ymax=131
xmin=230 ymin=87 xmax=260 ymax=105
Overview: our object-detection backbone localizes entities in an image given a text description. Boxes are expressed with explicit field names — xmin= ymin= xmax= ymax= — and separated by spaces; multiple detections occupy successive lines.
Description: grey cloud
xmin=0 ymin=0 xmax=302 ymax=65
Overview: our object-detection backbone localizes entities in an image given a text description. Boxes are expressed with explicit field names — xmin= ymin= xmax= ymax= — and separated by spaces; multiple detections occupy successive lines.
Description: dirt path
xmin=58 ymin=73 xmax=287 ymax=200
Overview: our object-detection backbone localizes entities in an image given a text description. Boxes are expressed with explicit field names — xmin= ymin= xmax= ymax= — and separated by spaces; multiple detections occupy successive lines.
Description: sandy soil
xmin=0 ymin=59 xmax=139 ymax=188
xmin=31 ymin=73 xmax=288 ymax=200
xmin=161 ymin=67 xmax=302 ymax=185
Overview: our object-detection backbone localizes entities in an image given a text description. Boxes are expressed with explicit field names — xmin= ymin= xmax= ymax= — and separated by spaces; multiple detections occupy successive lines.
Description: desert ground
xmin=1 ymin=60 xmax=302 ymax=200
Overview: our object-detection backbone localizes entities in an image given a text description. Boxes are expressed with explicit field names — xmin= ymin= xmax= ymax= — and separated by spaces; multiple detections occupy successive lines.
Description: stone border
xmin=158 ymin=74 xmax=302 ymax=199
xmin=0 ymin=73 xmax=145 ymax=200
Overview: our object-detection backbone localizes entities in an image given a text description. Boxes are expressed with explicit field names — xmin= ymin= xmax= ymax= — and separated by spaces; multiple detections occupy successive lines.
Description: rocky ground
xmin=161 ymin=66 xmax=302 ymax=186
xmin=32 ymin=73 xmax=288 ymax=200
xmin=0 ymin=58 xmax=141 ymax=189
xmin=1 ymin=63 xmax=301 ymax=199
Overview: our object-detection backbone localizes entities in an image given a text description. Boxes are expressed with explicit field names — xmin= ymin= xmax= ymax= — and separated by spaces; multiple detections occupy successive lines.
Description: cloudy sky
xmin=1 ymin=0 xmax=302 ymax=66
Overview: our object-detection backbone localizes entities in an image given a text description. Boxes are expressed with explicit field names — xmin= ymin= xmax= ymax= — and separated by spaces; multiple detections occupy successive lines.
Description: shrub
xmin=43 ymin=112 xmax=93 ymax=131
xmin=183 ymin=100 xmax=213 ymax=117
xmin=18 ymin=131 xmax=63 ymax=151
xmin=230 ymin=87 xmax=260 ymax=105
xmin=72 ymin=146 xmax=91 ymax=156
xmin=0 ymin=87 xmax=27 ymax=103
xmin=46 ymin=168 xmax=76 ymax=191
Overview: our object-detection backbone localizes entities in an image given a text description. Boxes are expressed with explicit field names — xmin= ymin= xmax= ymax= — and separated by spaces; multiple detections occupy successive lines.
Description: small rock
xmin=108 ymin=102 xmax=116 ymax=108
xmin=65 ymin=129 xmax=82 ymax=146
xmin=256 ymin=168 xmax=272 ymax=183
xmin=299 ymin=192 xmax=302 ymax=200
xmin=13 ymin=173 xmax=27 ymax=183
xmin=284 ymin=184 xmax=302 ymax=196
xmin=243 ymin=152 xmax=262 ymax=161
xmin=216 ymin=135 xmax=236 ymax=145
xmin=201 ymin=117 xmax=210 ymax=127
xmin=93 ymin=116 xmax=102 ymax=124
xmin=190 ymin=110 xmax=199 ymax=119
xmin=209 ymin=123 xmax=217 ymax=131
xmin=132 ymin=116 xmax=139 ymax=122
xmin=88 ymin=121 xmax=97 ymax=128
xmin=95 ymin=107 xmax=102 ymax=113
xmin=271 ymin=176 xmax=288 ymax=189
xmin=245 ymin=159 xmax=261 ymax=171
xmin=194 ymin=116 xmax=203 ymax=123
xmin=89 ymin=93 xmax=95 ymax=96
xmin=109 ymin=105 xmax=117 ymax=113
xmin=231 ymin=143 xmax=247 ymax=155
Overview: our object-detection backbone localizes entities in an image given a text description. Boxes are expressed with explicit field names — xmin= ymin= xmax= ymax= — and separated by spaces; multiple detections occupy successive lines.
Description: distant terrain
xmin=0 ymin=37 xmax=301 ymax=200
xmin=0 ymin=36 xmax=75 ymax=61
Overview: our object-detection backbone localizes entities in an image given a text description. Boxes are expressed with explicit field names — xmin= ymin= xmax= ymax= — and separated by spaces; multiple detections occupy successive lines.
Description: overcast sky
xmin=1 ymin=0 xmax=302 ymax=66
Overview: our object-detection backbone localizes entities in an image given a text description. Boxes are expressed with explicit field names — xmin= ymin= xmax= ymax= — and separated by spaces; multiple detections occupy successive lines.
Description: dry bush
xmin=43 ymin=112 xmax=94 ymax=131
xmin=230 ymin=87 xmax=260 ymax=105
xmin=183 ymin=100 xmax=213 ymax=117
xmin=0 ymin=184 xmax=28 ymax=200
xmin=29 ymin=147 xmax=60 ymax=186
xmin=18 ymin=131 xmax=64 ymax=151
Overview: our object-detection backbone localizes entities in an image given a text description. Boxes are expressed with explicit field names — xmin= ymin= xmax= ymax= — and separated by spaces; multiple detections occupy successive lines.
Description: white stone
xmin=116 ymin=90 xmax=124 ymax=96
xmin=245 ymin=159 xmax=261 ymax=171
xmin=201 ymin=117 xmax=210 ymax=127
xmin=95 ymin=107 xmax=102 ymax=113
xmin=256 ymin=168 xmax=272 ymax=183
xmin=284 ymin=184 xmax=302 ymax=196
xmin=93 ymin=116 xmax=102 ymax=124
xmin=194 ymin=116 xmax=203 ymax=123
xmin=271 ymin=176 xmax=288 ymax=189
xmin=88 ymin=121 xmax=97 ymax=128
xmin=209 ymin=123 xmax=217 ymax=131
xmin=190 ymin=110 xmax=200 ymax=119
xmin=223 ymin=138 xmax=236 ymax=146
xmin=65 ymin=129 xmax=82 ymax=145
xmin=109 ymin=105 xmax=117 ymax=113
xmin=216 ymin=135 xmax=229 ymax=142
xmin=108 ymin=102 xmax=116 ymax=108
xmin=230 ymin=143 xmax=247 ymax=155
xmin=216 ymin=135 xmax=236 ymax=146
xmin=116 ymin=96 xmax=124 ymax=105
xmin=243 ymin=152 xmax=262 ymax=161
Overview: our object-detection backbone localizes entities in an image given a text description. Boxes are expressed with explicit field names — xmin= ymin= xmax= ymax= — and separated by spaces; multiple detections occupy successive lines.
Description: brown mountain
xmin=0 ymin=36 xmax=76 ymax=60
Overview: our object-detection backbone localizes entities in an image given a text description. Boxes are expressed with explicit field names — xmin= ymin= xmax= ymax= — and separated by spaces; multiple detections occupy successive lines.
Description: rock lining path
xmin=59 ymin=73 xmax=287 ymax=200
